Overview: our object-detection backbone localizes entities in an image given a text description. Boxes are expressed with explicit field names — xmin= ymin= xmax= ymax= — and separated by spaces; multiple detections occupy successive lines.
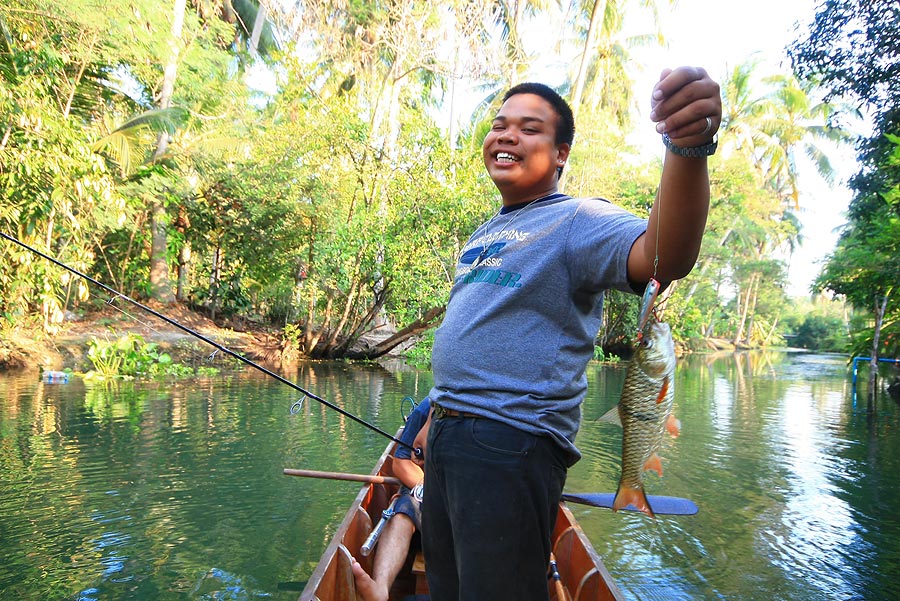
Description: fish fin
xmin=655 ymin=376 xmax=670 ymax=405
xmin=666 ymin=413 xmax=681 ymax=438
xmin=613 ymin=485 xmax=655 ymax=518
xmin=597 ymin=405 xmax=622 ymax=427
xmin=643 ymin=453 xmax=663 ymax=477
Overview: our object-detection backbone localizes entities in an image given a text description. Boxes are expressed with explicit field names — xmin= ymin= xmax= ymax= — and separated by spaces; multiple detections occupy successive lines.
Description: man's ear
xmin=557 ymin=143 xmax=571 ymax=165
xmin=556 ymin=143 xmax=571 ymax=179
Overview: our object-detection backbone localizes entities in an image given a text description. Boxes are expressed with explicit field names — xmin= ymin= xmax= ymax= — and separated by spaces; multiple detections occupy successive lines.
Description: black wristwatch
xmin=662 ymin=133 xmax=718 ymax=158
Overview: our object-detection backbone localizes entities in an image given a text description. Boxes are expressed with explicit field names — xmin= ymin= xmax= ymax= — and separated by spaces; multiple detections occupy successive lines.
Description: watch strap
xmin=662 ymin=133 xmax=718 ymax=158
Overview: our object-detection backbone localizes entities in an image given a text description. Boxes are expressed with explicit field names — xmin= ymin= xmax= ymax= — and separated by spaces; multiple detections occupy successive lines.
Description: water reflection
xmin=571 ymin=351 xmax=900 ymax=600
xmin=0 ymin=363 xmax=431 ymax=600
xmin=2 ymin=353 xmax=900 ymax=599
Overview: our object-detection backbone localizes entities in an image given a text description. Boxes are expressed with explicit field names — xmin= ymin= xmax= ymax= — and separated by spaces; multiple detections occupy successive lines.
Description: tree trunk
xmin=868 ymin=294 xmax=889 ymax=412
xmin=249 ymin=3 xmax=267 ymax=57
xmin=306 ymin=295 xmax=333 ymax=356
xmin=760 ymin=317 xmax=779 ymax=346
xmin=570 ymin=0 xmax=606 ymax=119
xmin=176 ymin=242 xmax=191 ymax=301
xmin=323 ymin=277 xmax=362 ymax=353
xmin=149 ymin=200 xmax=175 ymax=302
xmin=742 ymin=276 xmax=760 ymax=346
xmin=208 ymin=245 xmax=222 ymax=322
xmin=148 ymin=0 xmax=186 ymax=304
xmin=175 ymin=205 xmax=191 ymax=302
xmin=346 ymin=306 xmax=446 ymax=360
xmin=733 ymin=273 xmax=759 ymax=347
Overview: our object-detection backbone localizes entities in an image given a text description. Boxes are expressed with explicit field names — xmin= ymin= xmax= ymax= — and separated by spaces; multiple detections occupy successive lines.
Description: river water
xmin=1 ymin=351 xmax=898 ymax=600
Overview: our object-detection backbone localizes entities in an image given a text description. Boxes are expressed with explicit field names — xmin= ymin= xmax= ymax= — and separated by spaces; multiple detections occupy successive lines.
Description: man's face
xmin=482 ymin=93 xmax=570 ymax=203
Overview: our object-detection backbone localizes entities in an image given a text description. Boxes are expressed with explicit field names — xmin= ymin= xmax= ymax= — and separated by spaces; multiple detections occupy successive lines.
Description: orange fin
xmin=655 ymin=376 xmax=670 ymax=404
xmin=613 ymin=485 xmax=655 ymax=518
xmin=643 ymin=452 xmax=663 ymax=477
xmin=666 ymin=413 xmax=681 ymax=438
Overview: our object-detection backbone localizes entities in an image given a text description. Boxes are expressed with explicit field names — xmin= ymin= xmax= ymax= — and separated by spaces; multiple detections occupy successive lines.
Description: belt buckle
xmin=433 ymin=403 xmax=448 ymax=419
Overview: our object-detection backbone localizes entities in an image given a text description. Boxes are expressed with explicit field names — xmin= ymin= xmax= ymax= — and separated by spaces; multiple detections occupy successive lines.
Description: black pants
xmin=422 ymin=415 xmax=568 ymax=601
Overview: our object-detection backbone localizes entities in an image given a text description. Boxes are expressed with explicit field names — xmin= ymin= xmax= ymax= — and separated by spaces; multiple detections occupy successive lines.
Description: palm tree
xmin=757 ymin=73 xmax=852 ymax=208
xmin=721 ymin=60 xmax=851 ymax=209
xmin=140 ymin=0 xmax=278 ymax=302
xmin=568 ymin=0 xmax=672 ymax=123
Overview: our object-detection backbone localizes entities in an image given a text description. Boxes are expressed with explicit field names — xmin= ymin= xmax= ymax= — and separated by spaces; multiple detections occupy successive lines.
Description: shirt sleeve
xmin=394 ymin=398 xmax=431 ymax=460
xmin=567 ymin=198 xmax=648 ymax=293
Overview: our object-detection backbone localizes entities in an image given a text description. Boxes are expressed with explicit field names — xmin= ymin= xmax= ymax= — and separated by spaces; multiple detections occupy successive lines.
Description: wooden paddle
xmin=561 ymin=492 xmax=699 ymax=515
xmin=283 ymin=468 xmax=698 ymax=515
xmin=283 ymin=468 xmax=401 ymax=485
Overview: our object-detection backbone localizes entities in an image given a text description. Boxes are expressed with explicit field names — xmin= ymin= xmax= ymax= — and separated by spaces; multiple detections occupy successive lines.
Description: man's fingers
xmin=650 ymin=66 xmax=721 ymax=144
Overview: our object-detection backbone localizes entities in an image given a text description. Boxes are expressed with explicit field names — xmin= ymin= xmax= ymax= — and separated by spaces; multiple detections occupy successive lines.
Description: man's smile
xmin=494 ymin=151 xmax=521 ymax=163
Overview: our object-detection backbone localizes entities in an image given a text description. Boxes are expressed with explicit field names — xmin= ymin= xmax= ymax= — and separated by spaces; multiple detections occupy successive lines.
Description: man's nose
xmin=497 ymin=128 xmax=516 ymax=143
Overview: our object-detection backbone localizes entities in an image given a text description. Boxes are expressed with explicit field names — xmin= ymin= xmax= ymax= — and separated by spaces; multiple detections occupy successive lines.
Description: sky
xmin=445 ymin=0 xmax=858 ymax=297
xmin=625 ymin=0 xmax=858 ymax=298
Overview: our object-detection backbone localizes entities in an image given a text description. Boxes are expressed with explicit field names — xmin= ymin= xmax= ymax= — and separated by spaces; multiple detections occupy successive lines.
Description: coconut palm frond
xmin=92 ymin=127 xmax=144 ymax=177
xmin=91 ymin=107 xmax=188 ymax=176
xmin=109 ymin=107 xmax=189 ymax=136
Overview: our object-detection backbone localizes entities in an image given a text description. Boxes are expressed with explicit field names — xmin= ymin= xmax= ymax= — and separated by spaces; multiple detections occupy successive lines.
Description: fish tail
xmin=613 ymin=484 xmax=656 ymax=518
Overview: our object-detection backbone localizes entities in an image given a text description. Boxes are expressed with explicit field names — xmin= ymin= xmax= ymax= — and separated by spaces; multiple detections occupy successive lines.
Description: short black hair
xmin=502 ymin=82 xmax=575 ymax=147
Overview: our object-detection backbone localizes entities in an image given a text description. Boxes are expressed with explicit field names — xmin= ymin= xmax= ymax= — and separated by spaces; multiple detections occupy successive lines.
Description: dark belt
xmin=432 ymin=402 xmax=482 ymax=420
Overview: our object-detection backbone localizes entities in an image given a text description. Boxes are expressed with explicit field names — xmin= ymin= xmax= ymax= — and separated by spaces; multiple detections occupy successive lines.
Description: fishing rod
xmin=0 ymin=231 xmax=417 ymax=455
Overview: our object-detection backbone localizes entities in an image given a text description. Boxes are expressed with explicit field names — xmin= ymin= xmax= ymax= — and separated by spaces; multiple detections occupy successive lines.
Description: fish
xmin=599 ymin=318 xmax=680 ymax=517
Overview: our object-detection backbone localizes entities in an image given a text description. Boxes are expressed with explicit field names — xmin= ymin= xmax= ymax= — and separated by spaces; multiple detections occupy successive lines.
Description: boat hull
xmin=298 ymin=435 xmax=625 ymax=601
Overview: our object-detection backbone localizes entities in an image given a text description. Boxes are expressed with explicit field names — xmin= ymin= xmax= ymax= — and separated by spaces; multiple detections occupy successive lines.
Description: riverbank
xmin=0 ymin=303 xmax=282 ymax=372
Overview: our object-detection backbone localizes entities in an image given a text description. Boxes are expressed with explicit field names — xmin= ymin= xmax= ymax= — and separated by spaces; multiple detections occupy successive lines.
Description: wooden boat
xmin=296 ymin=434 xmax=626 ymax=601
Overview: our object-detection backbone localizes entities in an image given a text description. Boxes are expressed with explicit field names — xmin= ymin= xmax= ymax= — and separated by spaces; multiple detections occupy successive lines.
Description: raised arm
xmin=627 ymin=66 xmax=721 ymax=285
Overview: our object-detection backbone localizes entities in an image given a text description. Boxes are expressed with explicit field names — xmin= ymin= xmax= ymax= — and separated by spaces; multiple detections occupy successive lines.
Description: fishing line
xmin=1 ymin=231 xmax=416 ymax=454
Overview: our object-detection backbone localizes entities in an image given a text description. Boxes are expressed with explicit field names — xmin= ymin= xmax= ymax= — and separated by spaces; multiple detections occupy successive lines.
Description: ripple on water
xmin=5 ymin=356 xmax=900 ymax=601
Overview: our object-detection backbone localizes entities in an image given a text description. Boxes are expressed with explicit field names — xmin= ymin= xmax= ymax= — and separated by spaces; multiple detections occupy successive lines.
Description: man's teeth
xmin=496 ymin=152 xmax=519 ymax=162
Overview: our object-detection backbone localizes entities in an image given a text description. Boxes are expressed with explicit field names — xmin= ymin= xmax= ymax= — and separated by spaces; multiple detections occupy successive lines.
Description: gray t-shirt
xmin=429 ymin=193 xmax=647 ymax=464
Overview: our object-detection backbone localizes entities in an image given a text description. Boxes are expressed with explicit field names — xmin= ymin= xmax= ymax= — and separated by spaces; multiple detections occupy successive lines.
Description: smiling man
xmin=419 ymin=68 xmax=722 ymax=601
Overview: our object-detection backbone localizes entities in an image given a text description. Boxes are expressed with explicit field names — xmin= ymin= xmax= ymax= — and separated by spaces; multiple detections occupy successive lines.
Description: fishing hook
xmin=0 ymin=231 xmax=415 ymax=454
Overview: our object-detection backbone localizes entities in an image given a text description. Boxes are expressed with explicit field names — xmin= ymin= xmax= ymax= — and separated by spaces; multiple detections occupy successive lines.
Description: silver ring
xmin=701 ymin=116 xmax=713 ymax=136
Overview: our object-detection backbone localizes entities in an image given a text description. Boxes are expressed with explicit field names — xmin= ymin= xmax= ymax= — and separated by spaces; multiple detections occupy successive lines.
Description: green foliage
xmin=789 ymin=0 xmax=899 ymax=120
xmin=402 ymin=330 xmax=435 ymax=368
xmin=592 ymin=345 xmax=620 ymax=363
xmin=0 ymin=0 xmax=861 ymax=360
xmin=791 ymin=314 xmax=849 ymax=352
xmin=815 ymin=133 xmax=900 ymax=356
xmin=86 ymin=333 xmax=197 ymax=378
xmin=791 ymin=0 xmax=900 ymax=359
